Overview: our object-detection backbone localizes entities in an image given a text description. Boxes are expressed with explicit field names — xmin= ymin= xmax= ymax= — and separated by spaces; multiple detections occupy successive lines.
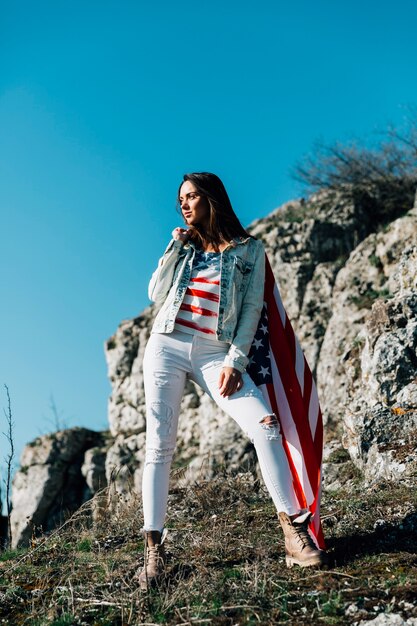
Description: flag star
xmin=259 ymin=365 xmax=270 ymax=378
xmin=260 ymin=324 xmax=268 ymax=335
xmin=253 ymin=337 xmax=263 ymax=349
xmin=248 ymin=355 xmax=255 ymax=366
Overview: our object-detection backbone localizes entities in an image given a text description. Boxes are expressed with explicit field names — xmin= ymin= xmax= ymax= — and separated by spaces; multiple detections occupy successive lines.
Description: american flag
xmin=247 ymin=254 xmax=325 ymax=549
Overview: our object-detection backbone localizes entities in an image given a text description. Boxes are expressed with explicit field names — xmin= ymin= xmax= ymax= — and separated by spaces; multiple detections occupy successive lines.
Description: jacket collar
xmin=233 ymin=235 xmax=251 ymax=245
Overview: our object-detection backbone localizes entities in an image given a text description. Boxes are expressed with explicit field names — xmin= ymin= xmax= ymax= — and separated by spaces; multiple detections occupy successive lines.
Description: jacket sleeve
xmin=148 ymin=239 xmax=185 ymax=305
xmin=222 ymin=241 xmax=265 ymax=372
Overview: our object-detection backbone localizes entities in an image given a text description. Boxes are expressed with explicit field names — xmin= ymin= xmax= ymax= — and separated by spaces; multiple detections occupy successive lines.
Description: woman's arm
xmin=148 ymin=229 xmax=189 ymax=304
xmin=148 ymin=239 xmax=183 ymax=304
xmin=222 ymin=241 xmax=266 ymax=372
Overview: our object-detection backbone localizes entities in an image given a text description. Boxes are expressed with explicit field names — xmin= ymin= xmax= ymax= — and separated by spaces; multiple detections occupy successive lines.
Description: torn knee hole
xmin=259 ymin=413 xmax=281 ymax=440
xmin=259 ymin=413 xmax=279 ymax=427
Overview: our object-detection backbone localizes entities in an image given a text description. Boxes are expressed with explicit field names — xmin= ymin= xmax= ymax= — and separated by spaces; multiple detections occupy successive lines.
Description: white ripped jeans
xmin=142 ymin=329 xmax=300 ymax=531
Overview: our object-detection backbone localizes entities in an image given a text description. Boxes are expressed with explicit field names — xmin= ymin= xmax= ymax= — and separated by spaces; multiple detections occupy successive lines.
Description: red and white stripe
xmin=260 ymin=255 xmax=325 ymax=549
xmin=175 ymin=273 xmax=220 ymax=336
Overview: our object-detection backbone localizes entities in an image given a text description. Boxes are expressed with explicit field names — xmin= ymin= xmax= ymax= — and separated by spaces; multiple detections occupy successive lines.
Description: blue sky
xmin=1 ymin=0 xmax=416 ymax=479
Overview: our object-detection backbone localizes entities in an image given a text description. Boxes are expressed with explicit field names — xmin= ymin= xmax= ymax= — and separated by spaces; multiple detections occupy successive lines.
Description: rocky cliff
xmin=10 ymin=186 xmax=417 ymax=547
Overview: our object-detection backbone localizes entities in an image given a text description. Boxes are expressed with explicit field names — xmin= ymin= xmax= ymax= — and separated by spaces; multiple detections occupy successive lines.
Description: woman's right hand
xmin=172 ymin=227 xmax=190 ymax=242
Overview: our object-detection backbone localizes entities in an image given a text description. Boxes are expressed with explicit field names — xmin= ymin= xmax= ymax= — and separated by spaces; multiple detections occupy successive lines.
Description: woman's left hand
xmin=218 ymin=367 xmax=243 ymax=397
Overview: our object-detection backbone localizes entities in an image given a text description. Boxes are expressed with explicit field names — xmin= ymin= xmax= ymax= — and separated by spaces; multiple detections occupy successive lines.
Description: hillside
xmin=1 ymin=182 xmax=416 ymax=624
xmin=1 ymin=470 xmax=417 ymax=625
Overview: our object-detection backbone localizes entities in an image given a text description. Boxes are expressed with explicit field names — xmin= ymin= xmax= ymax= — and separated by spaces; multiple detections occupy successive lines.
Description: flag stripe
xmin=179 ymin=303 xmax=218 ymax=317
xmin=308 ymin=384 xmax=319 ymax=438
xmin=185 ymin=287 xmax=220 ymax=302
xmin=266 ymin=297 xmax=320 ymax=489
xmin=295 ymin=339 xmax=305 ymax=395
xmin=273 ymin=283 xmax=286 ymax=325
xmin=248 ymin=254 xmax=325 ymax=549
xmin=260 ymin=380 xmax=307 ymax=510
xmin=191 ymin=277 xmax=220 ymax=285
xmin=269 ymin=352 xmax=314 ymax=504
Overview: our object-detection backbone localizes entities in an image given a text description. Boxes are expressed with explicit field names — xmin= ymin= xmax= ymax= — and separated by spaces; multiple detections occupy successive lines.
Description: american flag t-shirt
xmin=247 ymin=254 xmax=326 ymax=549
xmin=174 ymin=249 xmax=221 ymax=337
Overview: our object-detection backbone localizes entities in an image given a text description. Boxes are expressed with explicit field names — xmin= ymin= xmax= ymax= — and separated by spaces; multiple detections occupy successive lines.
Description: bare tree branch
xmin=291 ymin=115 xmax=417 ymax=222
xmin=48 ymin=394 xmax=66 ymax=431
xmin=3 ymin=383 xmax=15 ymax=548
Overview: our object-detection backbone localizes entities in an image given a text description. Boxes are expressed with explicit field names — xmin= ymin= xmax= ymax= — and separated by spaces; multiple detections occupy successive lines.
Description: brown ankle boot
xmin=279 ymin=511 xmax=326 ymax=568
xmin=136 ymin=528 xmax=168 ymax=590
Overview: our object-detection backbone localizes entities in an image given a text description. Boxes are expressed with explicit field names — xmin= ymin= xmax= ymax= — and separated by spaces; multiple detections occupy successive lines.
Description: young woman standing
xmin=136 ymin=172 xmax=326 ymax=589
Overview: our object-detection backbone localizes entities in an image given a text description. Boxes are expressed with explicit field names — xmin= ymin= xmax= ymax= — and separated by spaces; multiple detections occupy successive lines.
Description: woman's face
xmin=179 ymin=181 xmax=210 ymax=228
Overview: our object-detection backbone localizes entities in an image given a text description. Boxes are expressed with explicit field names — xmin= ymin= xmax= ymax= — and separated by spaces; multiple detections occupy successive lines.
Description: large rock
xmin=102 ymin=188 xmax=417 ymax=492
xmin=317 ymin=206 xmax=417 ymax=430
xmin=105 ymin=312 xmax=152 ymax=436
xmin=343 ymin=244 xmax=417 ymax=483
xmin=11 ymin=428 xmax=106 ymax=547
xmin=10 ymin=185 xmax=417 ymax=536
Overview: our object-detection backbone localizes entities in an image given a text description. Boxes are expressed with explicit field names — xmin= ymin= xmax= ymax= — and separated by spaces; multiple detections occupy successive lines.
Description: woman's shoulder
xmin=245 ymin=235 xmax=265 ymax=252
xmin=233 ymin=234 xmax=264 ymax=245
xmin=232 ymin=235 xmax=265 ymax=262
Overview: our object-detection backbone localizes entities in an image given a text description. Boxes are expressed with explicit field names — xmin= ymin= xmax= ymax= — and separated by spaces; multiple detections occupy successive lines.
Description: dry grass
xmin=0 ymin=470 xmax=416 ymax=625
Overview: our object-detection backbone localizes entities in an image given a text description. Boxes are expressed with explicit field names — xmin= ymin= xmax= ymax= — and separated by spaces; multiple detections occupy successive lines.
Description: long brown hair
xmin=176 ymin=172 xmax=250 ymax=251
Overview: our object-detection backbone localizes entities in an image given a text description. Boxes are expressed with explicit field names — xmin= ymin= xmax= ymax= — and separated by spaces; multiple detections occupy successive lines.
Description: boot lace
xmin=293 ymin=523 xmax=317 ymax=550
xmin=146 ymin=545 xmax=164 ymax=569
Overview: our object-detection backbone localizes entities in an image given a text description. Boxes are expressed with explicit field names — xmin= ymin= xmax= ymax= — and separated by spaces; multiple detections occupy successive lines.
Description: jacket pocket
xmin=233 ymin=256 xmax=253 ymax=292
xmin=234 ymin=256 xmax=253 ymax=275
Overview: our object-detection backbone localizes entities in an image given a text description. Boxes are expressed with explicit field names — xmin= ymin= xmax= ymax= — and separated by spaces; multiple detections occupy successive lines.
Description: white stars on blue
xmin=258 ymin=365 xmax=271 ymax=378
xmin=247 ymin=303 xmax=273 ymax=386
xmin=193 ymin=249 xmax=221 ymax=273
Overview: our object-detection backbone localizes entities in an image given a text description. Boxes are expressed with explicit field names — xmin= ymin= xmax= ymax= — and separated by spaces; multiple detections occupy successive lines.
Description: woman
xmin=137 ymin=172 xmax=326 ymax=589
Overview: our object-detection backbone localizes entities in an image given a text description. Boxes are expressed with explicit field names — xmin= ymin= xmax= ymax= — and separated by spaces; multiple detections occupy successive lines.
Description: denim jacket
xmin=148 ymin=235 xmax=265 ymax=372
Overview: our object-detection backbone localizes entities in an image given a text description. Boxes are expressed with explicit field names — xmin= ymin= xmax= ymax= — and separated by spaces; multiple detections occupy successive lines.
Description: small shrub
xmin=349 ymin=287 xmax=392 ymax=309
xmin=369 ymin=253 xmax=383 ymax=269
xmin=76 ymin=538 xmax=92 ymax=552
